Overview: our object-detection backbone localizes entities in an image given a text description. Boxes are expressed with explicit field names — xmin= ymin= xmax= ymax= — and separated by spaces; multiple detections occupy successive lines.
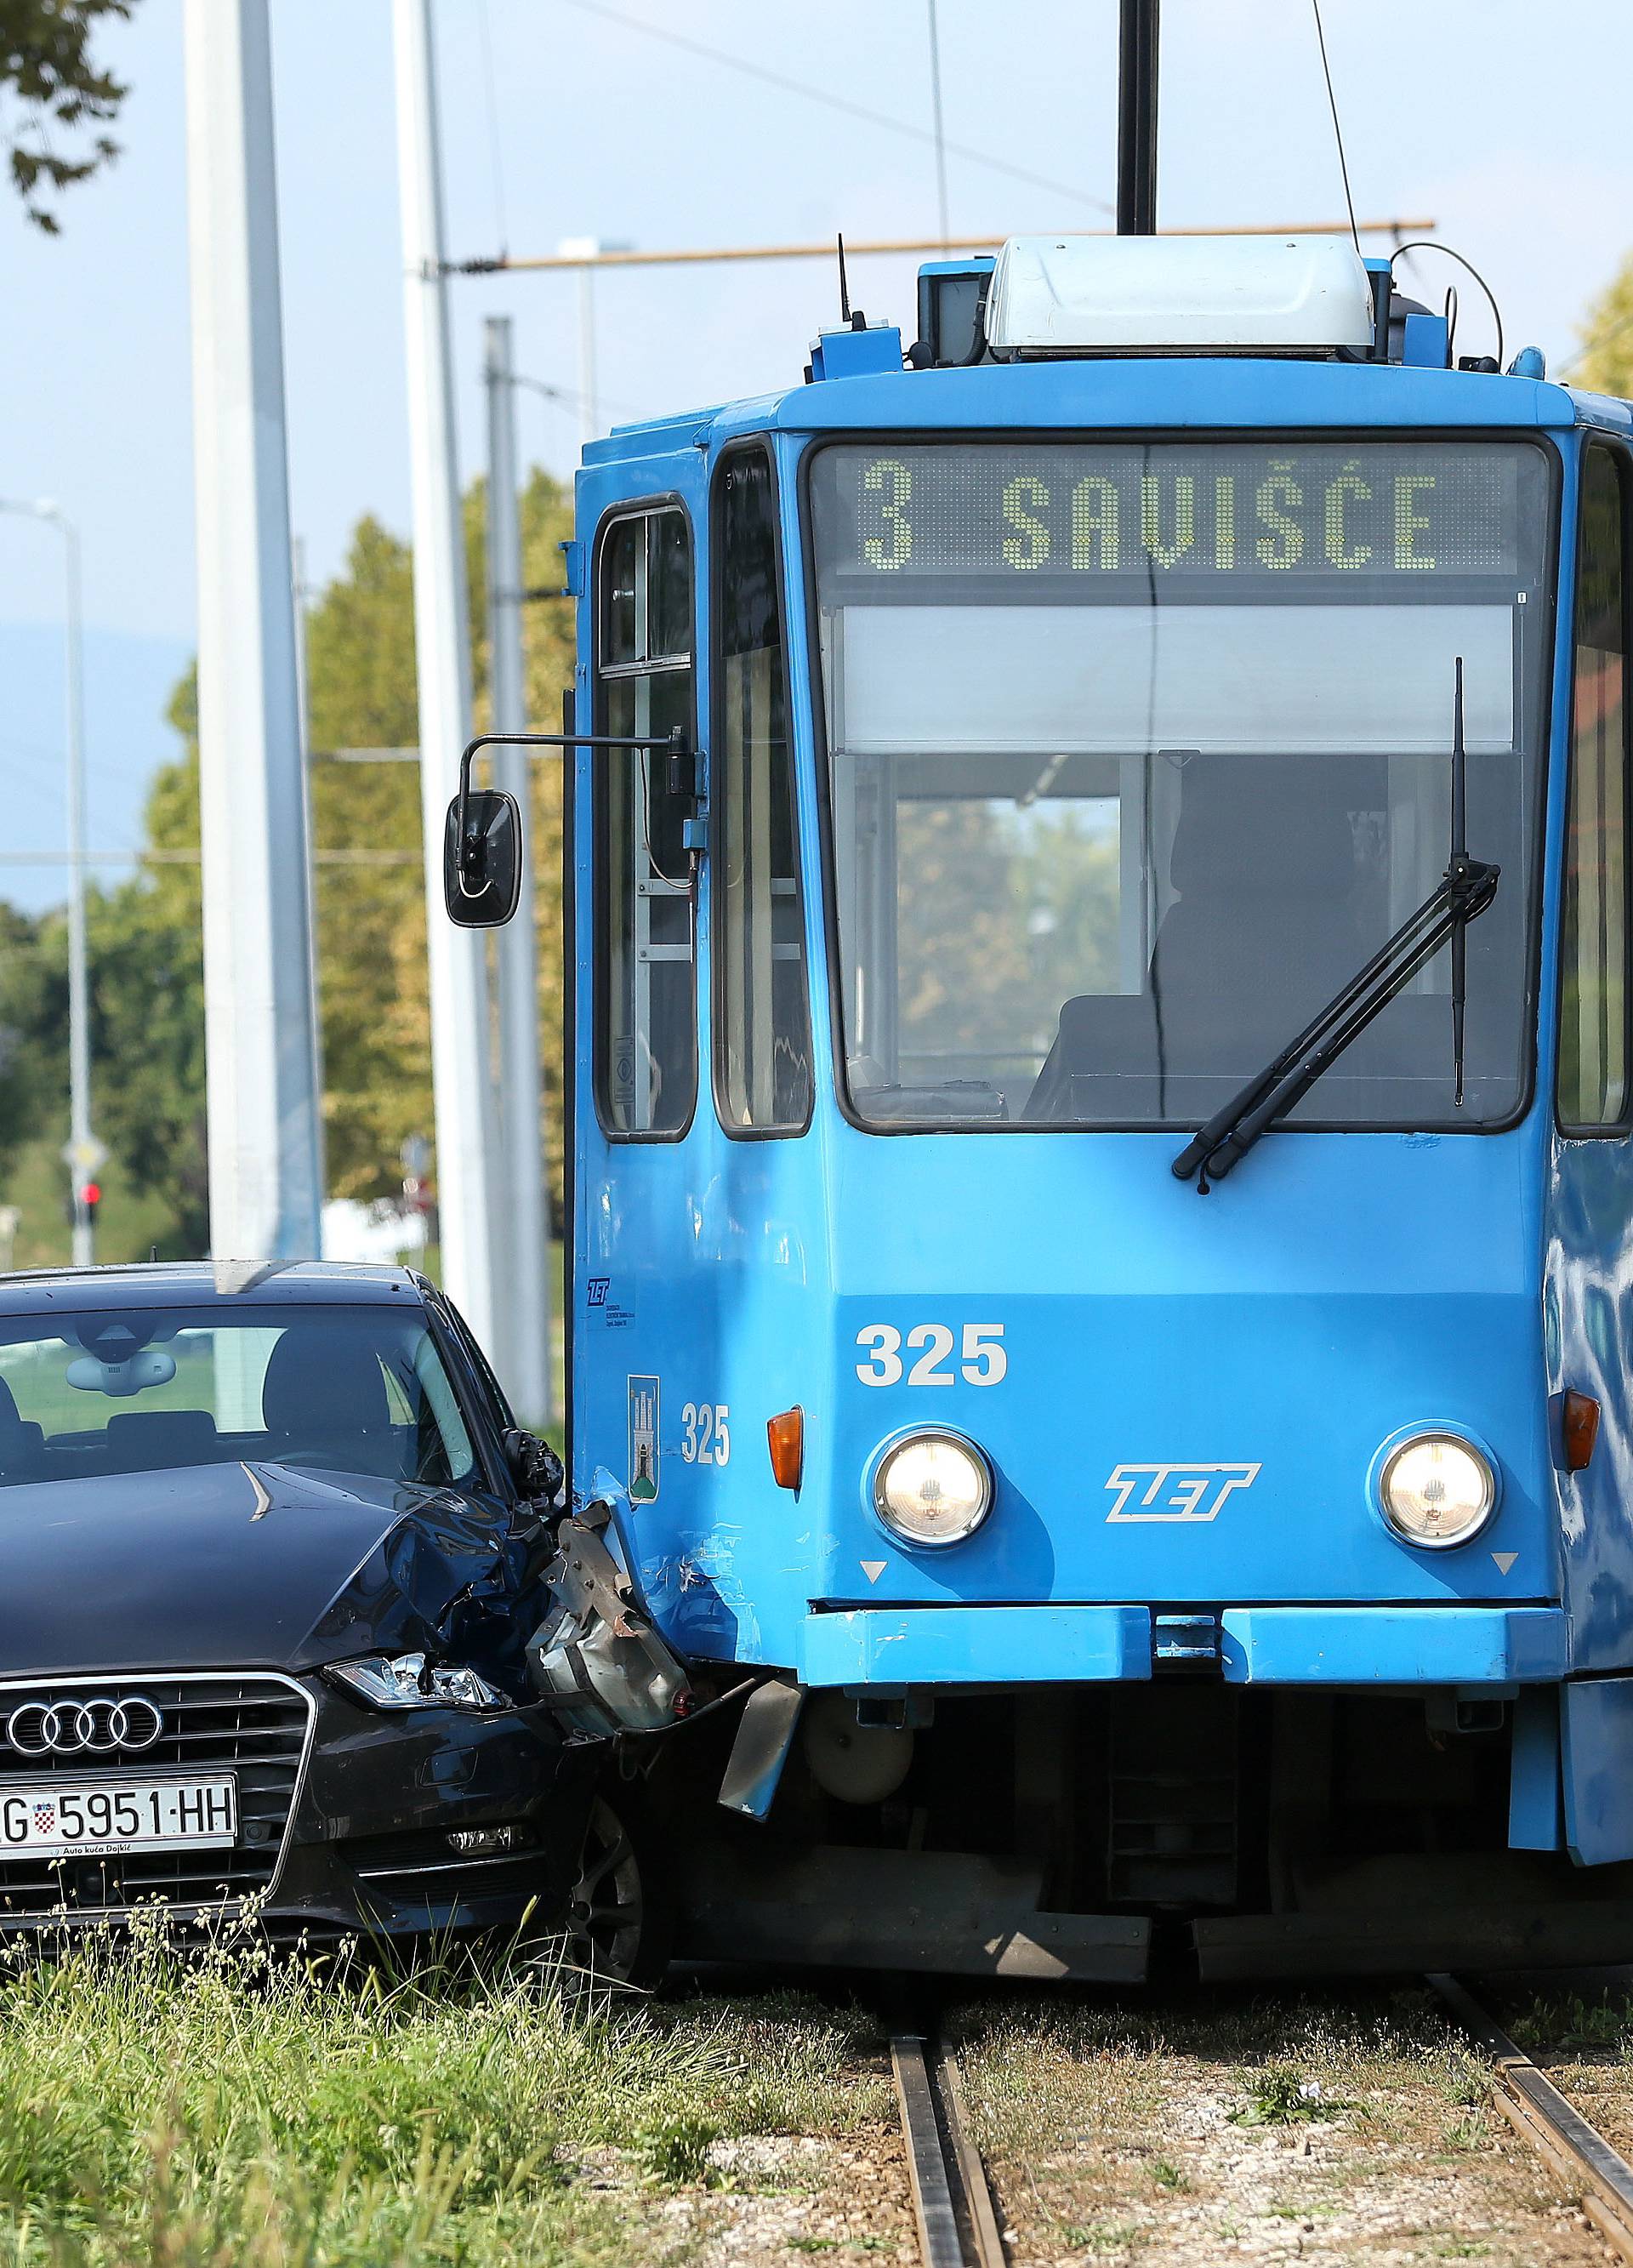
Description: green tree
xmin=1573 ymin=255 xmax=1633 ymax=398
xmin=0 ymin=902 xmax=50 ymax=1178
xmin=0 ymin=0 xmax=137 ymax=232
xmin=0 ymin=738 xmax=208 ymax=1259
xmin=115 ymin=469 xmax=577 ymax=1253
xmin=93 ymin=668 xmax=209 ymax=1253
xmin=300 ymin=470 xmax=575 ymax=1228
xmin=1 ymin=470 xmax=576 ymax=1260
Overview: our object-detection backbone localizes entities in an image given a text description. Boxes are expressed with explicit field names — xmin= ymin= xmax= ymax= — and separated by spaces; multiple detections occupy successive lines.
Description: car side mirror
xmin=504 ymin=1427 xmax=563 ymax=1502
xmin=443 ymin=789 xmax=522 ymax=927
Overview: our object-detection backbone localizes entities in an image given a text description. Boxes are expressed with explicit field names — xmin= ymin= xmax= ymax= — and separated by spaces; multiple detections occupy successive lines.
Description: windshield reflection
xmin=0 ymin=1308 xmax=478 ymax=1492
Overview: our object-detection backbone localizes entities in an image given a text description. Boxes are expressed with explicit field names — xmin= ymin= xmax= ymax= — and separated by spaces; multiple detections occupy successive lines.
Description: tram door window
xmin=1560 ymin=444 xmax=1631 ymax=1131
xmin=714 ymin=449 xmax=813 ymax=1131
xmin=595 ymin=507 xmax=696 ymax=1137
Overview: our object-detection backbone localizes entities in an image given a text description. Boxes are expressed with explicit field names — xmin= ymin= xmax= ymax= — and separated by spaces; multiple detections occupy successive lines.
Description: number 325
xmin=680 ymin=1403 xmax=731 ymax=1463
xmin=854 ymin=1323 xmax=1006 ymax=1388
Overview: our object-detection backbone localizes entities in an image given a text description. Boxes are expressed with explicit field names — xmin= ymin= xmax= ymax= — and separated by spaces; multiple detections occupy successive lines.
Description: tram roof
xmin=587 ymin=357 xmax=1630 ymax=472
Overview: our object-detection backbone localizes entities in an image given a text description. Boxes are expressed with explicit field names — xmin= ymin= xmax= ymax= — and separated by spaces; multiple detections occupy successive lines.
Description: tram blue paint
xmin=799 ymin=1604 xmax=1152 ymax=1687
xmin=1510 ymin=1689 xmax=1565 ymax=1850
xmin=1562 ymin=1681 xmax=1633 ymax=1866
xmin=1218 ymin=1607 xmax=1567 ymax=1685
xmin=528 ymin=254 xmax=1633 ymax=1957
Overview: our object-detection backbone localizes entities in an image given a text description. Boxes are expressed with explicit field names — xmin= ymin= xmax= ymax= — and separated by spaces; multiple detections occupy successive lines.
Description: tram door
xmin=574 ymin=492 xmax=704 ymax=1625
xmin=574 ymin=457 xmax=823 ymax=1660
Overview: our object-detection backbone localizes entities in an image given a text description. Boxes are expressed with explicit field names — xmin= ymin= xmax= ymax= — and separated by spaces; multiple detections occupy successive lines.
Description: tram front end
xmin=450 ymin=234 xmax=1633 ymax=1980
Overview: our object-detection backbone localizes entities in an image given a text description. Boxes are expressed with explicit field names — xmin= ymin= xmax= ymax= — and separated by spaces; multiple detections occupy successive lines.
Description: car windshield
xmin=0 ymin=1305 xmax=480 ymax=1492
xmin=809 ymin=437 xmax=1553 ymax=1130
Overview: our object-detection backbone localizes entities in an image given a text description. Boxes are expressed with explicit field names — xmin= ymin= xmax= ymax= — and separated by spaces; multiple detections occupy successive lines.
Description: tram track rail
xmin=890 ymin=2024 xmax=1007 ymax=2268
xmin=1429 ymin=1971 xmax=1633 ymax=2261
xmin=887 ymin=1972 xmax=1633 ymax=2265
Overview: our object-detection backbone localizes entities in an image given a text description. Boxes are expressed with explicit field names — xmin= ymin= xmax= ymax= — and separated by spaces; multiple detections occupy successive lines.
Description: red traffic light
xmin=80 ymin=1182 xmax=100 ymax=1208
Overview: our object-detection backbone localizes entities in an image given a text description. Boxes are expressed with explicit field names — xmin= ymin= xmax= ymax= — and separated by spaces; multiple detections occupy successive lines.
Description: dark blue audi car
xmin=0 ymin=1262 xmax=650 ymax=1971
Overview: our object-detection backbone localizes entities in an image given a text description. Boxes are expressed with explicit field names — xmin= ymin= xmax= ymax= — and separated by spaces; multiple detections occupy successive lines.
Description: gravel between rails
xmin=947 ymin=1987 xmax=1607 ymax=2267
xmin=576 ymin=2124 xmax=920 ymax=2264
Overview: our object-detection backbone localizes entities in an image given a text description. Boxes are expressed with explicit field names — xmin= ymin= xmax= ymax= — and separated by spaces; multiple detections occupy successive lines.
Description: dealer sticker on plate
xmin=0 ymin=1776 xmax=237 ymax=1854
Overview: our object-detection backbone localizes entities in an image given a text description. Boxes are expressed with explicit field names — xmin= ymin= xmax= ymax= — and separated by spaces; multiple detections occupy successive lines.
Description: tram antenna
xmin=836 ymin=232 xmax=853 ymax=324
xmin=1116 ymin=0 xmax=1158 ymax=236
xmin=1310 ymin=0 xmax=1361 ymax=259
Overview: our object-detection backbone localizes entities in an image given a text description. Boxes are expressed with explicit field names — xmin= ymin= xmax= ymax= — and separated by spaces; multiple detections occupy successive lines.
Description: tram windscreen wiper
xmin=1172 ymin=658 xmax=1499 ymax=1192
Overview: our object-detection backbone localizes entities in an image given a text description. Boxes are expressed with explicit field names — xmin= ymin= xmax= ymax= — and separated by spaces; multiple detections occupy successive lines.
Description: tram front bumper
xmin=796 ymin=1604 xmax=1568 ymax=1687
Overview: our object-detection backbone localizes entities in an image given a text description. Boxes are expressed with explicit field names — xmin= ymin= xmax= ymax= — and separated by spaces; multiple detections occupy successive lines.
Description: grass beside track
xmin=0 ymin=1912 xmax=896 ymax=2267
xmin=951 ymin=1987 xmax=1604 ymax=2265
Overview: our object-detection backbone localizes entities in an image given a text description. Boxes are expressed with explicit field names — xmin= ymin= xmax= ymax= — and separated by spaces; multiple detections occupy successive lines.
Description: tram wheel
xmin=565 ymin=1789 xmax=671 ymax=1990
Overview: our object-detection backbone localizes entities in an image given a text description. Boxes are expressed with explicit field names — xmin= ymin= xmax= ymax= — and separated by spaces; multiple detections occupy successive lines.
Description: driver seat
xmin=1149 ymin=753 xmax=1370 ymax=1060
xmin=259 ymin=1329 xmax=401 ymax=1479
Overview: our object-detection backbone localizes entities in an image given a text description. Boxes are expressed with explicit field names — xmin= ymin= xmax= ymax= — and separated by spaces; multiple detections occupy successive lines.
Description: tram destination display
xmin=812 ymin=441 xmax=1541 ymax=590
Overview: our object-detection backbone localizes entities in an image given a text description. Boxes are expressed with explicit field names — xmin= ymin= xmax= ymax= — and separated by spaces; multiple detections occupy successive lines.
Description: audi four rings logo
xmin=4 ymin=1697 xmax=164 ymax=1757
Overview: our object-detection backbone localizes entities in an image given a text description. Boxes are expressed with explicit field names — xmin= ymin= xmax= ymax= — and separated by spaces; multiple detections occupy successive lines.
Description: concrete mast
xmin=183 ymin=0 xmax=323 ymax=1266
xmin=484 ymin=316 xmax=553 ymax=1423
xmin=392 ymin=0 xmax=499 ymax=1348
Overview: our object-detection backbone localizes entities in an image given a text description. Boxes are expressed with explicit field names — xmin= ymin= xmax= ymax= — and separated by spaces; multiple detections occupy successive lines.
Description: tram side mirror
xmin=442 ymin=789 xmax=522 ymax=927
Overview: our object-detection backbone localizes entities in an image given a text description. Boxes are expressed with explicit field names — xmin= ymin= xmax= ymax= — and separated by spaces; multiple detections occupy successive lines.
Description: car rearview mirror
xmin=443 ymin=789 xmax=522 ymax=927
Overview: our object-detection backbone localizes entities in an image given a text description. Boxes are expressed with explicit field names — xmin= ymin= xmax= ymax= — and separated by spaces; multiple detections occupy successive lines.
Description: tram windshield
xmin=810 ymin=438 xmax=1552 ymax=1131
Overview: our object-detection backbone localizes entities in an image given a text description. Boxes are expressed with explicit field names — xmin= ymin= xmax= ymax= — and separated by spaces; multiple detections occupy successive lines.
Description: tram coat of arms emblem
xmin=628 ymin=1376 xmax=660 ymax=1502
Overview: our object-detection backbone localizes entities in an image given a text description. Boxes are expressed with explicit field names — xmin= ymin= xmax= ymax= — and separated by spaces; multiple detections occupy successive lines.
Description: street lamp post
xmin=0 ymin=498 xmax=100 ymax=1265
xmin=483 ymin=315 xmax=552 ymax=1425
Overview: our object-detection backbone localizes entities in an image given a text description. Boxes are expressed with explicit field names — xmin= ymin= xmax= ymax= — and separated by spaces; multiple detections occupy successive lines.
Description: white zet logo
xmin=1104 ymin=1462 xmax=1261 ymax=1523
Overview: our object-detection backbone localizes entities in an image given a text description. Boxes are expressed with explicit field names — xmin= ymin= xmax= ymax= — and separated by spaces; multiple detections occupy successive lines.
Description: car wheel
xmin=565 ymin=1788 xmax=670 ymax=1990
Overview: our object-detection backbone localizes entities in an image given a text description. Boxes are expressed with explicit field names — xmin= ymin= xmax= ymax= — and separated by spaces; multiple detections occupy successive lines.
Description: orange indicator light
xmin=1563 ymin=1391 xmax=1601 ymax=1473
xmin=767 ymin=1407 xmax=804 ymax=1492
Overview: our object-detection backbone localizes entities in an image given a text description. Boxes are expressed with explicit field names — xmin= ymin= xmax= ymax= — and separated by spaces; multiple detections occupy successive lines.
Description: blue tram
xmin=447 ymin=225 xmax=1633 ymax=1980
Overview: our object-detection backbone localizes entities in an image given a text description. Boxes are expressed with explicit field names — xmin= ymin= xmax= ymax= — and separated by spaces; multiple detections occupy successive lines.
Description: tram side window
xmin=595 ymin=508 xmax=697 ymax=1137
xmin=1561 ymin=445 xmax=1631 ymax=1131
xmin=714 ymin=449 xmax=814 ymax=1131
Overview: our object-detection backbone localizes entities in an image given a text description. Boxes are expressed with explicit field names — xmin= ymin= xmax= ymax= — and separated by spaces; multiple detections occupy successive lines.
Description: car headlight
xmin=325 ymin=1651 xmax=509 ymax=1712
xmin=1377 ymin=1432 xmax=1498 ymax=1550
xmin=873 ymin=1431 xmax=993 ymax=1547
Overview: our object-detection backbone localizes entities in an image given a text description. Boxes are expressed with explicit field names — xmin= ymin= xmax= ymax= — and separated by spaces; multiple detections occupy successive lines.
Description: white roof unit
xmin=983 ymin=233 xmax=1375 ymax=357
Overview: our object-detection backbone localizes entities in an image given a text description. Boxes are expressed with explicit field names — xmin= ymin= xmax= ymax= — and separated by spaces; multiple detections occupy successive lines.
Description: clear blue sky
xmin=2 ymin=0 xmax=1630 ymax=904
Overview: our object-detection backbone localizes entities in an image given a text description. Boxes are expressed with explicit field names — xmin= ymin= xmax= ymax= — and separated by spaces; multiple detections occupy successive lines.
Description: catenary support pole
xmin=1117 ymin=0 xmax=1160 ymax=236
xmin=925 ymin=0 xmax=950 ymax=246
xmin=291 ymin=536 xmax=328 ymax=1234
xmin=484 ymin=316 xmax=553 ymax=1424
xmin=393 ymin=0 xmax=500 ymax=1348
xmin=183 ymin=0 xmax=323 ymax=1266
xmin=57 ymin=511 xmax=94 ymax=1267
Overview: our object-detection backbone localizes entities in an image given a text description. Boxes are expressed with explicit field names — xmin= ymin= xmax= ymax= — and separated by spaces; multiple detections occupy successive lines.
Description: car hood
xmin=0 ymin=1460 xmax=522 ymax=1678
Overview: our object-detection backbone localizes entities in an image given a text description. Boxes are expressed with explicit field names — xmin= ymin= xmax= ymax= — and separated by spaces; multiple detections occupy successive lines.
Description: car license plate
xmin=0 ymin=1777 xmax=237 ymax=1854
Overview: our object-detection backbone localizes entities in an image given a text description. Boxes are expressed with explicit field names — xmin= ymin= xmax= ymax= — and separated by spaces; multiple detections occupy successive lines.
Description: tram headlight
xmin=873 ymin=1431 xmax=993 ymax=1547
xmin=1377 ymin=1432 xmax=1498 ymax=1550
